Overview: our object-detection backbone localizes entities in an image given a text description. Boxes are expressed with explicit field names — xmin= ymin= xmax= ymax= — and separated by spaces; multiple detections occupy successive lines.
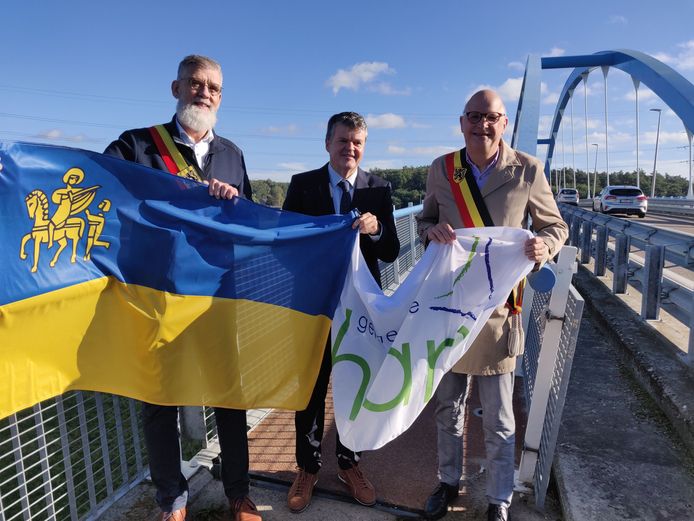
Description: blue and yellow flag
xmin=0 ymin=142 xmax=356 ymax=419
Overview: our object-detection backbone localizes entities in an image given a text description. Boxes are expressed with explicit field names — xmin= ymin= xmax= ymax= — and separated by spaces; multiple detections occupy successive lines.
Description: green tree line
xmin=549 ymin=168 xmax=690 ymax=198
xmin=251 ymin=166 xmax=690 ymax=210
xmin=250 ymin=166 xmax=428 ymax=210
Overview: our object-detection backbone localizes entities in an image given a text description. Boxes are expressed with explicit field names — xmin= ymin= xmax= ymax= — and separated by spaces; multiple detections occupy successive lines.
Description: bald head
xmin=460 ymin=89 xmax=508 ymax=168
xmin=464 ymin=89 xmax=506 ymax=115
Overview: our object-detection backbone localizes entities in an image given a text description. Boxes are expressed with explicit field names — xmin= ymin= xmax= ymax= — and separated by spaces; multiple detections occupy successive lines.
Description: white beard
xmin=176 ymin=100 xmax=218 ymax=134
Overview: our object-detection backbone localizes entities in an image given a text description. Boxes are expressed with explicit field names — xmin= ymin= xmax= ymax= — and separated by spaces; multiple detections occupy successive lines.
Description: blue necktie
xmin=338 ymin=180 xmax=351 ymax=213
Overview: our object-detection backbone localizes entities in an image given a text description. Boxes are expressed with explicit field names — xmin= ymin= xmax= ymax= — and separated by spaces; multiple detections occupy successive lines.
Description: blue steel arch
xmin=516 ymin=49 xmax=694 ymax=177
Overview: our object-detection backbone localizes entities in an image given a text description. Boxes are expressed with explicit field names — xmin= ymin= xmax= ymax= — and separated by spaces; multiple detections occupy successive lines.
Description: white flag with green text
xmin=331 ymin=226 xmax=534 ymax=451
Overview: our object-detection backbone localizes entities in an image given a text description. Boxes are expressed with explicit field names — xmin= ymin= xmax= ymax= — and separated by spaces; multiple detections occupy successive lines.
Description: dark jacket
xmin=282 ymin=164 xmax=400 ymax=287
xmin=104 ymin=116 xmax=252 ymax=200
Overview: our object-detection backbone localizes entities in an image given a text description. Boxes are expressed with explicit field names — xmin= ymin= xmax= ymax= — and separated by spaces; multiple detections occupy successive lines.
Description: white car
xmin=592 ymin=185 xmax=647 ymax=218
xmin=556 ymin=188 xmax=579 ymax=205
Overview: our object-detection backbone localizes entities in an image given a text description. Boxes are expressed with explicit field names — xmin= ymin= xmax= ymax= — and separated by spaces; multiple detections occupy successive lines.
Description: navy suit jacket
xmin=282 ymin=164 xmax=400 ymax=287
xmin=104 ymin=117 xmax=253 ymax=200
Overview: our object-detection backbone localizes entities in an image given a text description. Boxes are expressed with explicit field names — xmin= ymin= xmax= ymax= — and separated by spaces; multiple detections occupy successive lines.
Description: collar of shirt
xmin=328 ymin=163 xmax=357 ymax=214
xmin=174 ymin=117 xmax=214 ymax=168
xmin=466 ymin=148 xmax=500 ymax=190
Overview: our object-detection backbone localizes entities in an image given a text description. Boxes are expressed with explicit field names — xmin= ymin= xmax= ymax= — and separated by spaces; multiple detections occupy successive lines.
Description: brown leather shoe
xmin=337 ymin=465 xmax=376 ymax=506
xmin=230 ymin=496 xmax=262 ymax=521
xmin=157 ymin=507 xmax=186 ymax=521
xmin=287 ymin=469 xmax=318 ymax=513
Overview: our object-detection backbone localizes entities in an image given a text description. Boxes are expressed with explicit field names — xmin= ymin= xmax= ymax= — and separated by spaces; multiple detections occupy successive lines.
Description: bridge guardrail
xmin=560 ymin=203 xmax=694 ymax=366
xmin=518 ymin=246 xmax=583 ymax=508
xmin=578 ymin=197 xmax=694 ymax=218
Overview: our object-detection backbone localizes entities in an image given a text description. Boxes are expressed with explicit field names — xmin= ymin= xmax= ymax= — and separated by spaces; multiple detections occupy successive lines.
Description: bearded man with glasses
xmin=105 ymin=55 xmax=259 ymax=521
xmin=416 ymin=89 xmax=568 ymax=521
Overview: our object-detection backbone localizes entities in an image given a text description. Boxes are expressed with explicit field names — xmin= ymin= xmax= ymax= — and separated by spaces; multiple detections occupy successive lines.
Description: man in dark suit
xmin=282 ymin=112 xmax=400 ymax=513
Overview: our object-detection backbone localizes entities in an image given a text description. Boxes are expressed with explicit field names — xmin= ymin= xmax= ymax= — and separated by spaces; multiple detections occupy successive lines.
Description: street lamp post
xmin=650 ymin=108 xmax=662 ymax=198
xmin=591 ymin=143 xmax=599 ymax=196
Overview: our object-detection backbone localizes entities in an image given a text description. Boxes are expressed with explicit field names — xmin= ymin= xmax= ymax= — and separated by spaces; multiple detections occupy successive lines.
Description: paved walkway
xmin=553 ymin=266 xmax=694 ymax=520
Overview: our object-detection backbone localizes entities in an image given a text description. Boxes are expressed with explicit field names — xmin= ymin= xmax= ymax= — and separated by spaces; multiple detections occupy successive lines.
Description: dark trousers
xmin=294 ymin=337 xmax=359 ymax=474
xmin=143 ymin=403 xmax=249 ymax=511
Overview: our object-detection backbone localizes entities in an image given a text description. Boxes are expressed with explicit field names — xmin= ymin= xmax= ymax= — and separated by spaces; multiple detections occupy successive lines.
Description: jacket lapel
xmin=351 ymin=168 xmax=371 ymax=210
xmin=481 ymin=141 xmax=522 ymax=198
xmin=316 ymin=164 xmax=336 ymax=214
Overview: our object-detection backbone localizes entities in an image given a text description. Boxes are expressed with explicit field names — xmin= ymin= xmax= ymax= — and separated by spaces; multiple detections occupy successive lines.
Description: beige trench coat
xmin=416 ymin=140 xmax=568 ymax=375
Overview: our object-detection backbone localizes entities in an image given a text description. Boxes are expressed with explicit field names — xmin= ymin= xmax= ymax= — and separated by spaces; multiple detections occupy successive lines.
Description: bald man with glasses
xmin=416 ymin=89 xmax=567 ymax=521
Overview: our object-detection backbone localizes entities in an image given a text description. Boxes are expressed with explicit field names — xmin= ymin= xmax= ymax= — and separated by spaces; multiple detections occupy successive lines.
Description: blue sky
xmin=3 ymin=1 xmax=694 ymax=182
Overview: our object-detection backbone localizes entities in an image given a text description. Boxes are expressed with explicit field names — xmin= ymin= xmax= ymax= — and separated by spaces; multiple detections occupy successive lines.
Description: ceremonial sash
xmin=148 ymin=125 xmax=204 ymax=182
xmin=444 ymin=149 xmax=524 ymax=314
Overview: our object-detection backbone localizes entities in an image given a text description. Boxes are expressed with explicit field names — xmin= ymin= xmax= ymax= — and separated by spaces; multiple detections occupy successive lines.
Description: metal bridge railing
xmin=0 ymin=203 xmax=583 ymax=518
xmin=561 ymin=203 xmax=694 ymax=366
xmin=517 ymin=245 xmax=583 ymax=508
xmin=0 ymin=394 xmax=148 ymax=521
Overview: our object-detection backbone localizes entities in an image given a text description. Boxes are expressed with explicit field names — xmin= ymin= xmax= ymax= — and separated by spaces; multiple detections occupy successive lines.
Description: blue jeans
xmin=143 ymin=404 xmax=249 ymax=512
xmin=434 ymin=371 xmax=515 ymax=507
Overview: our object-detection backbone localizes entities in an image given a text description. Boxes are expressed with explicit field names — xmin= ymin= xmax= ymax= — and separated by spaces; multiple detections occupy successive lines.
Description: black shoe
xmin=423 ymin=482 xmax=458 ymax=520
xmin=487 ymin=503 xmax=510 ymax=521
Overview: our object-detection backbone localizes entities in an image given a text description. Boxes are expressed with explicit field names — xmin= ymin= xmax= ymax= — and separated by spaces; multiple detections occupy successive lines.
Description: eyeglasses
xmin=183 ymin=77 xmax=222 ymax=97
xmin=464 ymin=111 xmax=505 ymax=124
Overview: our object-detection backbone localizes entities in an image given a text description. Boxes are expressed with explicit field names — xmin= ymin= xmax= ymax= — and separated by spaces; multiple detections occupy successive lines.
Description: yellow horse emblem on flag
xmin=19 ymin=167 xmax=111 ymax=273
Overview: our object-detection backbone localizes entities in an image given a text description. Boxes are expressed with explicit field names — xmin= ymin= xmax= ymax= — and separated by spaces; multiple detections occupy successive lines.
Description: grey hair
xmin=326 ymin=112 xmax=367 ymax=141
xmin=177 ymin=55 xmax=222 ymax=80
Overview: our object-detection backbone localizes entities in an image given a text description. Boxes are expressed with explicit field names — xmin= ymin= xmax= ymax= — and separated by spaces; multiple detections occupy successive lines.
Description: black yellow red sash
xmin=444 ymin=148 xmax=524 ymax=314
xmin=148 ymin=125 xmax=204 ymax=182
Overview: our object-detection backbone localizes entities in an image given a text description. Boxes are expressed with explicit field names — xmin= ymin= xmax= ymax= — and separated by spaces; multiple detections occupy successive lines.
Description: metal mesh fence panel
xmin=533 ymin=287 xmax=584 ymax=508
xmin=522 ymin=290 xmax=552 ymax=404
xmin=0 ymin=392 xmax=148 ymax=521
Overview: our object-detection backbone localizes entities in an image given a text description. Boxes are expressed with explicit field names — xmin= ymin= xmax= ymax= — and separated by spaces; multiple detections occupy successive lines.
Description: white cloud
xmin=586 ymin=118 xmax=602 ymax=130
xmin=539 ymin=115 xmax=554 ymax=136
xmin=609 ymin=15 xmax=628 ymax=25
xmin=387 ymin=145 xmax=406 ymax=154
xmin=497 ymin=77 xmax=525 ymax=103
xmin=508 ymin=61 xmax=525 ymax=71
xmin=326 ymin=62 xmax=395 ymax=94
xmin=543 ymin=86 xmax=560 ymax=105
xmin=543 ymin=93 xmax=560 ymax=105
xmin=366 ymin=113 xmax=407 ymax=129
xmin=624 ymin=87 xmax=656 ymax=101
xmin=35 ymin=129 xmax=86 ymax=142
xmin=467 ymin=77 xmax=524 ymax=106
xmin=570 ymin=83 xmax=597 ymax=98
xmin=652 ymin=40 xmax=694 ymax=71
xmin=545 ymin=47 xmax=565 ymax=57
xmin=262 ymin=124 xmax=299 ymax=135
xmin=643 ymin=130 xmax=689 ymax=146
xmin=41 ymin=129 xmax=63 ymax=139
